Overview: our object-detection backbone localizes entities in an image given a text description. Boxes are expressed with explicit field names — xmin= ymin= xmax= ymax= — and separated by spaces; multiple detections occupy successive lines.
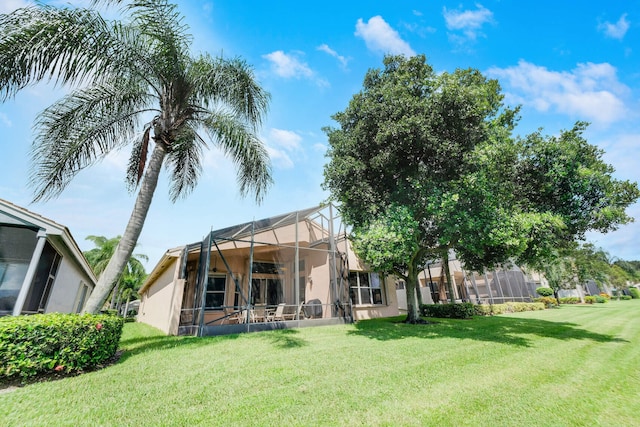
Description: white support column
xmin=13 ymin=230 xmax=47 ymax=316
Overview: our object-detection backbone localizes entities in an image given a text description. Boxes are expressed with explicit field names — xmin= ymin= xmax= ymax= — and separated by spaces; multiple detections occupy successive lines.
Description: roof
xmin=209 ymin=204 xmax=332 ymax=240
xmin=140 ymin=204 xmax=341 ymax=294
xmin=0 ymin=198 xmax=98 ymax=285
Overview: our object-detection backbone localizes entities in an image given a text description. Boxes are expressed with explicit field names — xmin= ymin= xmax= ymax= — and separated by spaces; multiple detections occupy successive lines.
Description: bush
xmin=420 ymin=303 xmax=475 ymax=319
xmin=629 ymin=288 xmax=640 ymax=299
xmin=473 ymin=302 xmax=545 ymax=316
xmin=534 ymin=296 xmax=558 ymax=308
xmin=595 ymin=295 xmax=608 ymax=303
xmin=559 ymin=297 xmax=580 ymax=304
xmin=620 ymin=295 xmax=632 ymax=300
xmin=536 ymin=287 xmax=554 ymax=297
xmin=585 ymin=296 xmax=596 ymax=304
xmin=599 ymin=292 xmax=611 ymax=300
xmin=0 ymin=313 xmax=124 ymax=382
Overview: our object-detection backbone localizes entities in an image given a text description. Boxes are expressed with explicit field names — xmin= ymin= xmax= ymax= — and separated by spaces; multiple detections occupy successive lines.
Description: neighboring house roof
xmin=0 ymin=198 xmax=97 ymax=284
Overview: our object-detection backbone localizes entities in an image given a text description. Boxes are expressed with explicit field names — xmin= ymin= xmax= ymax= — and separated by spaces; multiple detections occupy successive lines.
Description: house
xmin=0 ymin=198 xmax=97 ymax=316
xmin=395 ymin=253 xmax=544 ymax=309
xmin=138 ymin=205 xmax=399 ymax=336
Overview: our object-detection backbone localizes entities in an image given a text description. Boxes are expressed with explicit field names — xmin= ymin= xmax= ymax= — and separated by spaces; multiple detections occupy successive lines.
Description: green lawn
xmin=1 ymin=302 xmax=639 ymax=426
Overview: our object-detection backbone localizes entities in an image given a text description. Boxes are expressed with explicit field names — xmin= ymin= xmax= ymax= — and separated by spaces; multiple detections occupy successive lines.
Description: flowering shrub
xmin=0 ymin=313 xmax=123 ymax=382
xmin=471 ymin=302 xmax=545 ymax=316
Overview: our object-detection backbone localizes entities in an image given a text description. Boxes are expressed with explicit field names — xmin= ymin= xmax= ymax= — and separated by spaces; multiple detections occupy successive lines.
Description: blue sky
xmin=1 ymin=1 xmax=639 ymax=270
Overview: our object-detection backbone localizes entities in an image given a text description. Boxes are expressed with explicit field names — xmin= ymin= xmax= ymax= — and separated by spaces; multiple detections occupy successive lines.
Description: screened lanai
xmin=170 ymin=205 xmax=353 ymax=336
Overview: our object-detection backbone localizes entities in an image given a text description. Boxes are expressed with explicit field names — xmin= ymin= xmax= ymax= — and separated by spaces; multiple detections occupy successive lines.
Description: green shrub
xmin=536 ymin=287 xmax=554 ymax=297
xmin=473 ymin=304 xmax=493 ymax=316
xmin=420 ymin=303 xmax=475 ymax=319
xmin=595 ymin=295 xmax=608 ymax=303
xmin=534 ymin=296 xmax=557 ymax=307
xmin=628 ymin=288 xmax=640 ymax=299
xmin=473 ymin=302 xmax=545 ymax=316
xmin=559 ymin=297 xmax=580 ymax=304
xmin=620 ymin=295 xmax=632 ymax=300
xmin=585 ymin=296 xmax=596 ymax=304
xmin=0 ymin=313 xmax=124 ymax=382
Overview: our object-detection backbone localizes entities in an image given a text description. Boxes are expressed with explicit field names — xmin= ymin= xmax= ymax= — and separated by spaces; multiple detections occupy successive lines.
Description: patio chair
xmin=281 ymin=302 xmax=304 ymax=320
xmin=270 ymin=303 xmax=287 ymax=321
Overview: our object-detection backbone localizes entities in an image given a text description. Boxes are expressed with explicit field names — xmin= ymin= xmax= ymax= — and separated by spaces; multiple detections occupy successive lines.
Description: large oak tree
xmin=324 ymin=55 xmax=639 ymax=323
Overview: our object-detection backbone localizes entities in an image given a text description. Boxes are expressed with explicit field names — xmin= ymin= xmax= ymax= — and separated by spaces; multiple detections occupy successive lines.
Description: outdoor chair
xmin=270 ymin=303 xmax=286 ymax=321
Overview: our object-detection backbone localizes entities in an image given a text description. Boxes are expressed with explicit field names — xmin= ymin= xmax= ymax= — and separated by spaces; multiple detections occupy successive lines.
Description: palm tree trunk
xmin=83 ymin=144 xmax=166 ymax=313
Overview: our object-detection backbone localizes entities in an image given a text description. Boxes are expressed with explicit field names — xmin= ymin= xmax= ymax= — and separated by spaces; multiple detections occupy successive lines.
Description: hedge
xmin=474 ymin=302 xmax=545 ymax=315
xmin=0 ymin=313 xmax=124 ymax=382
xmin=420 ymin=302 xmax=546 ymax=318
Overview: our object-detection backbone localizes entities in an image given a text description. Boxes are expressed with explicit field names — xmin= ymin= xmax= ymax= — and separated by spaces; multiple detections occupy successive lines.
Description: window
xmin=205 ymin=275 xmax=226 ymax=310
xmin=251 ymin=278 xmax=283 ymax=306
xmin=0 ymin=225 xmax=37 ymax=314
xmin=24 ymin=241 xmax=61 ymax=313
xmin=349 ymin=271 xmax=385 ymax=305
xmin=75 ymin=282 xmax=90 ymax=313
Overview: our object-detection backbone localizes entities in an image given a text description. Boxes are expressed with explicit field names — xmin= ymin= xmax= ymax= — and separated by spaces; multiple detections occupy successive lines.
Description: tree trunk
xmin=442 ymin=250 xmax=455 ymax=303
xmin=109 ymin=282 xmax=119 ymax=309
xmin=83 ymin=144 xmax=167 ymax=313
xmin=405 ymin=260 xmax=425 ymax=324
xmin=415 ymin=275 xmax=424 ymax=307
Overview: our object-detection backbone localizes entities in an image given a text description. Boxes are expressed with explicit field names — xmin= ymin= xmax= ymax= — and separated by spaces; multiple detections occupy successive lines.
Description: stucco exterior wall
xmin=46 ymin=256 xmax=91 ymax=313
xmin=138 ymin=258 xmax=180 ymax=334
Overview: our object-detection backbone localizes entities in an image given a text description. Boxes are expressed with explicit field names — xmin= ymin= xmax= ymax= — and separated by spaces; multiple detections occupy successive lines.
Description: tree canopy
xmin=324 ymin=55 xmax=639 ymax=323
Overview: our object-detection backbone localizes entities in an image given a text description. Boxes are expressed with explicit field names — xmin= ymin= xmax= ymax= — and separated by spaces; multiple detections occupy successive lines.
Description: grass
xmin=1 ymin=301 xmax=639 ymax=426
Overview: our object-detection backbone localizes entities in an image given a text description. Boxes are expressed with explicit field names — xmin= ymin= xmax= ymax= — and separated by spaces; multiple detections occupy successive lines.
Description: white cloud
xmin=0 ymin=113 xmax=12 ymax=127
xmin=262 ymin=51 xmax=329 ymax=87
xmin=263 ymin=51 xmax=313 ymax=79
xmin=264 ymin=128 xmax=304 ymax=169
xmin=0 ymin=0 xmax=31 ymax=14
xmin=487 ymin=60 xmax=629 ymax=127
xmin=355 ymin=16 xmax=415 ymax=56
xmin=269 ymin=128 xmax=302 ymax=151
xmin=317 ymin=44 xmax=349 ymax=68
xmin=598 ymin=14 xmax=630 ymax=40
xmin=443 ymin=4 xmax=493 ymax=42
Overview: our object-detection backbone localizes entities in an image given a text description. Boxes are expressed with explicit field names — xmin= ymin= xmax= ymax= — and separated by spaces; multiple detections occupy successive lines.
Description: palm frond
xmin=189 ymin=55 xmax=270 ymax=128
xmin=202 ymin=112 xmax=273 ymax=203
xmin=164 ymin=124 xmax=204 ymax=201
xmin=0 ymin=6 xmax=117 ymax=98
xmin=30 ymin=79 xmax=157 ymax=201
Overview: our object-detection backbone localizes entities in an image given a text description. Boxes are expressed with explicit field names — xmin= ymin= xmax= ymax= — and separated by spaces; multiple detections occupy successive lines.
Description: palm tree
xmin=0 ymin=0 xmax=272 ymax=313
xmin=84 ymin=235 xmax=148 ymax=310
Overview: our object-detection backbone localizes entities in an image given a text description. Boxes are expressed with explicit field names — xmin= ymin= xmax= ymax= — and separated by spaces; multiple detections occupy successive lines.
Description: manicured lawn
xmin=1 ymin=301 xmax=639 ymax=426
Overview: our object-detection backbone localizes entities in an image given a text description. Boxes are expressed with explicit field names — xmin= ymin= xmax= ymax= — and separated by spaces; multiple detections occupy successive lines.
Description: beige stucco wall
xmin=138 ymin=258 xmax=182 ymax=334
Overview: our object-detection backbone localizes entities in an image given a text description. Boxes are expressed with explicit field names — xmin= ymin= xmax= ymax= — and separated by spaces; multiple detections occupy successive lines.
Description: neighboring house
xmin=396 ymin=255 xmax=543 ymax=309
xmin=138 ymin=205 xmax=399 ymax=336
xmin=0 ymin=198 xmax=96 ymax=316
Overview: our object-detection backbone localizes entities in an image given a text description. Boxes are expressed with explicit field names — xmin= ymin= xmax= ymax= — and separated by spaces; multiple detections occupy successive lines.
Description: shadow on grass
xmin=117 ymin=330 xmax=240 ymax=363
xmin=259 ymin=328 xmax=308 ymax=349
xmin=349 ymin=315 xmax=628 ymax=347
xmin=117 ymin=325 xmax=307 ymax=363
